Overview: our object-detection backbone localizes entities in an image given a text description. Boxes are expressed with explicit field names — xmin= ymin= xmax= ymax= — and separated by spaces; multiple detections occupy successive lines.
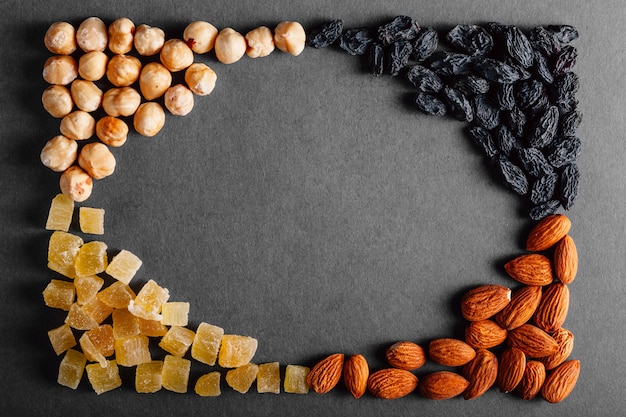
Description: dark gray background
xmin=1 ymin=0 xmax=624 ymax=415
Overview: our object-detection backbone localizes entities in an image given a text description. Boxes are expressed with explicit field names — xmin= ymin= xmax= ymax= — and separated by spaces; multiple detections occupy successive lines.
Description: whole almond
xmin=508 ymin=324 xmax=559 ymax=358
xmin=540 ymin=328 xmax=574 ymax=370
xmin=460 ymin=284 xmax=511 ymax=321
xmin=540 ymin=360 xmax=580 ymax=403
xmin=504 ymin=254 xmax=554 ymax=286
xmin=419 ymin=371 xmax=470 ymax=400
xmin=518 ymin=360 xmax=546 ymax=400
xmin=429 ymin=338 xmax=476 ymax=367
xmin=462 ymin=348 xmax=498 ymax=400
xmin=385 ymin=341 xmax=426 ymax=371
xmin=497 ymin=347 xmax=526 ymax=393
xmin=367 ymin=368 xmax=418 ymax=399
xmin=553 ymin=235 xmax=578 ymax=284
xmin=495 ymin=285 xmax=543 ymax=330
xmin=526 ymin=214 xmax=571 ymax=251
xmin=465 ymin=319 xmax=508 ymax=349
xmin=343 ymin=354 xmax=369 ymax=399
xmin=534 ymin=282 xmax=570 ymax=333
xmin=306 ymin=353 xmax=344 ymax=394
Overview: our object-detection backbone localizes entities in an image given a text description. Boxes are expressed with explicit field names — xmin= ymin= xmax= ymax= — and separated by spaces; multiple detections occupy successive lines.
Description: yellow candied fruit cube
xmin=115 ymin=334 xmax=151 ymax=367
xmin=48 ymin=323 xmax=77 ymax=356
xmin=86 ymin=360 xmax=122 ymax=395
xmin=127 ymin=279 xmax=169 ymax=321
xmin=138 ymin=317 xmax=168 ymax=337
xmin=74 ymin=241 xmax=108 ymax=278
xmin=158 ymin=326 xmax=195 ymax=357
xmin=135 ymin=360 xmax=163 ymax=393
xmin=226 ymin=363 xmax=259 ymax=394
xmin=257 ymin=362 xmax=280 ymax=394
xmin=80 ymin=324 xmax=115 ymax=366
xmin=79 ymin=206 xmax=105 ymax=235
xmin=194 ymin=371 xmax=221 ymax=397
xmin=111 ymin=308 xmax=140 ymax=339
xmin=218 ymin=334 xmax=258 ymax=368
xmin=162 ymin=355 xmax=191 ymax=394
xmin=48 ymin=231 xmax=83 ymax=278
xmin=57 ymin=349 xmax=86 ymax=390
xmin=105 ymin=249 xmax=143 ymax=285
xmin=74 ymin=275 xmax=104 ymax=305
xmin=46 ymin=194 xmax=74 ymax=232
xmin=97 ymin=281 xmax=136 ymax=309
xmin=191 ymin=322 xmax=224 ymax=366
xmin=43 ymin=279 xmax=75 ymax=311
xmin=81 ymin=295 xmax=113 ymax=324
xmin=284 ymin=365 xmax=310 ymax=394
xmin=65 ymin=303 xmax=99 ymax=331
xmin=160 ymin=302 xmax=190 ymax=326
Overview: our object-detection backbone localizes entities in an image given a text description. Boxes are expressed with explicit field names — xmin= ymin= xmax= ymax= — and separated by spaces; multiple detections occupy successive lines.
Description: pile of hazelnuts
xmin=40 ymin=17 xmax=307 ymax=202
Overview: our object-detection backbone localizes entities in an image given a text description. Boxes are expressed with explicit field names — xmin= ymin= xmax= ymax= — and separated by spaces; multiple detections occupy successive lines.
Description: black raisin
xmin=473 ymin=94 xmax=501 ymax=130
xmin=495 ymin=124 xmax=518 ymax=156
xmin=516 ymin=147 xmax=554 ymax=178
xmin=528 ymin=105 xmax=559 ymax=148
xmin=553 ymin=44 xmax=577 ymax=76
xmin=406 ymin=65 xmax=443 ymax=93
xmin=517 ymin=79 xmax=546 ymax=110
xmin=412 ymin=27 xmax=438 ymax=61
xmin=468 ymin=126 xmax=498 ymax=157
xmin=493 ymin=83 xmax=515 ymax=111
xmin=529 ymin=26 xmax=561 ymax=56
xmin=551 ymin=72 xmax=579 ymax=111
xmin=377 ymin=15 xmax=420 ymax=46
xmin=530 ymin=172 xmax=559 ymax=204
xmin=473 ymin=57 xmax=522 ymax=83
xmin=307 ymin=19 xmax=344 ymax=48
xmin=533 ymin=50 xmax=554 ymax=84
xmin=485 ymin=21 xmax=509 ymax=37
xmin=414 ymin=93 xmax=447 ymax=116
xmin=454 ymin=75 xmax=491 ymax=96
xmin=494 ymin=155 xmax=529 ymax=195
xmin=558 ymin=163 xmax=580 ymax=209
xmin=430 ymin=52 xmax=475 ymax=76
xmin=504 ymin=106 xmax=527 ymax=138
xmin=505 ymin=26 xmax=534 ymax=68
xmin=446 ymin=24 xmax=493 ymax=55
xmin=560 ymin=110 xmax=583 ymax=136
xmin=387 ymin=39 xmax=413 ymax=76
xmin=529 ymin=199 xmax=561 ymax=220
xmin=547 ymin=25 xmax=579 ymax=44
xmin=339 ymin=28 xmax=374 ymax=55
xmin=442 ymin=86 xmax=474 ymax=122
xmin=546 ymin=135 xmax=581 ymax=168
xmin=368 ymin=42 xmax=385 ymax=76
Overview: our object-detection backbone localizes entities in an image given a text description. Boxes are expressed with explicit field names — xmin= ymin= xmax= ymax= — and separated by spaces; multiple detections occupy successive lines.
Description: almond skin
xmin=306 ymin=353 xmax=344 ymax=394
xmin=367 ymin=368 xmax=418 ymax=399
xmin=534 ymin=282 xmax=570 ymax=333
xmin=343 ymin=354 xmax=369 ymax=399
xmin=504 ymin=254 xmax=554 ymax=286
xmin=495 ymin=285 xmax=543 ymax=330
xmin=385 ymin=341 xmax=426 ymax=371
xmin=518 ymin=360 xmax=546 ymax=400
xmin=540 ymin=360 xmax=580 ymax=403
xmin=497 ymin=347 xmax=526 ymax=393
xmin=462 ymin=348 xmax=498 ymax=400
xmin=419 ymin=371 xmax=470 ymax=400
xmin=540 ymin=328 xmax=574 ymax=370
xmin=460 ymin=284 xmax=511 ymax=321
xmin=429 ymin=338 xmax=476 ymax=367
xmin=554 ymin=235 xmax=578 ymax=284
xmin=508 ymin=324 xmax=559 ymax=358
xmin=526 ymin=213 xmax=571 ymax=251
xmin=465 ymin=319 xmax=508 ymax=349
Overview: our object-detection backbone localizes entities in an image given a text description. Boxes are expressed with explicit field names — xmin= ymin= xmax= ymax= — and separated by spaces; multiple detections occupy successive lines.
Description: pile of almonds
xmin=306 ymin=214 xmax=580 ymax=403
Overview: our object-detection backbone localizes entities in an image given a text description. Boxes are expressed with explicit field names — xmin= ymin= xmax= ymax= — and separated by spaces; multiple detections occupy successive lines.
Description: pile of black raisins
xmin=307 ymin=17 xmax=581 ymax=220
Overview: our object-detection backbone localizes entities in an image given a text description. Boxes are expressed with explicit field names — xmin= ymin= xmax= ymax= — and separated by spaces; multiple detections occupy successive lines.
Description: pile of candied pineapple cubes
xmin=43 ymin=194 xmax=311 ymax=395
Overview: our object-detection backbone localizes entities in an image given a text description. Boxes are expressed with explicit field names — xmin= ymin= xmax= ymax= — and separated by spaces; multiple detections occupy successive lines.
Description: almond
xmin=508 ymin=324 xmax=559 ymax=358
xmin=419 ymin=371 xmax=470 ymax=400
xmin=460 ymin=284 xmax=511 ymax=321
xmin=540 ymin=360 xmax=580 ymax=403
xmin=465 ymin=319 xmax=508 ymax=349
xmin=306 ymin=353 xmax=344 ymax=394
xmin=540 ymin=328 xmax=574 ymax=370
xmin=534 ymin=282 xmax=570 ymax=333
xmin=343 ymin=354 xmax=369 ymax=399
xmin=526 ymin=213 xmax=571 ymax=251
xmin=518 ymin=360 xmax=546 ymax=400
xmin=495 ymin=285 xmax=543 ymax=330
xmin=504 ymin=254 xmax=554 ymax=286
xmin=462 ymin=348 xmax=498 ymax=400
xmin=429 ymin=338 xmax=476 ymax=367
xmin=385 ymin=341 xmax=426 ymax=371
xmin=497 ymin=347 xmax=526 ymax=393
xmin=367 ymin=368 xmax=418 ymax=399
xmin=553 ymin=235 xmax=578 ymax=284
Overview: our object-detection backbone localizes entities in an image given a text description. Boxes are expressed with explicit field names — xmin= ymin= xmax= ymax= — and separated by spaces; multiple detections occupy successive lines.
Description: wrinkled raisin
xmin=377 ymin=15 xmax=420 ymax=46
xmin=412 ymin=27 xmax=438 ymax=61
xmin=529 ymin=26 xmax=561 ymax=56
xmin=430 ymin=52 xmax=475 ymax=76
xmin=546 ymin=135 xmax=581 ymax=168
xmin=560 ymin=110 xmax=583 ymax=136
xmin=414 ymin=93 xmax=447 ymax=116
xmin=553 ymin=44 xmax=577 ymax=75
xmin=473 ymin=94 xmax=501 ymax=130
xmin=504 ymin=106 xmax=527 ymax=137
xmin=547 ymin=25 xmax=579 ymax=44
xmin=516 ymin=147 xmax=553 ymax=177
xmin=468 ymin=126 xmax=498 ymax=157
xmin=558 ymin=163 xmax=579 ymax=209
xmin=485 ymin=21 xmax=509 ymax=37
xmin=505 ymin=26 xmax=534 ymax=68
xmin=493 ymin=83 xmax=515 ymax=111
xmin=528 ymin=105 xmax=559 ymax=148
xmin=454 ymin=75 xmax=491 ymax=96
xmin=308 ymin=19 xmax=344 ymax=48
xmin=446 ymin=24 xmax=493 ymax=56
xmin=516 ymin=79 xmax=546 ymax=110
xmin=406 ymin=65 xmax=443 ymax=93
xmin=387 ymin=39 xmax=413 ymax=76
xmin=443 ymin=86 xmax=474 ymax=122
xmin=530 ymin=172 xmax=558 ymax=204
xmin=533 ymin=50 xmax=554 ymax=84
xmin=495 ymin=124 xmax=518 ymax=156
xmin=529 ymin=199 xmax=561 ymax=220
xmin=368 ymin=42 xmax=385 ymax=76
xmin=473 ymin=57 xmax=522 ymax=83
xmin=339 ymin=28 xmax=374 ymax=55
xmin=494 ymin=155 xmax=529 ymax=195
xmin=551 ymin=72 xmax=579 ymax=111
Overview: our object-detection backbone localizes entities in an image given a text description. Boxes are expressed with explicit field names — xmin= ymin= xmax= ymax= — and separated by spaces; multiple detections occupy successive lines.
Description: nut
xmin=59 ymin=165 xmax=93 ymax=202
xmin=164 ymin=84 xmax=194 ymax=116
xmin=133 ymin=102 xmax=165 ymax=137
xmin=495 ymin=285 xmax=543 ymax=330
xmin=367 ymin=368 xmax=418 ymax=399
xmin=214 ymin=28 xmax=247 ymax=64
xmin=504 ymin=254 xmax=554 ymax=286
xmin=78 ymin=51 xmax=108 ymax=81
xmin=42 ymin=85 xmax=73 ymax=118
xmin=540 ymin=328 xmax=574 ymax=370
xmin=70 ymin=79 xmax=103 ymax=112
xmin=507 ymin=324 xmax=559 ymax=358
xmin=526 ymin=214 xmax=571 ymax=251
xmin=184 ymin=63 xmax=217 ymax=96
xmin=518 ymin=360 xmax=546 ymax=400
xmin=40 ymin=135 xmax=78 ymax=172
xmin=245 ymin=26 xmax=275 ymax=58
xmin=554 ymin=235 xmax=578 ymax=284
xmin=419 ymin=371 xmax=469 ymax=400
xmin=96 ymin=116 xmax=128 ymax=147
xmin=343 ymin=354 xmax=368 ymax=399
xmin=160 ymin=38 xmax=194 ymax=72
xmin=428 ymin=338 xmax=476 ymax=367
xmin=385 ymin=341 xmax=426 ymax=371
xmin=78 ymin=142 xmax=116 ymax=179
xmin=462 ymin=348 xmax=498 ymax=400
xmin=134 ymin=24 xmax=165 ymax=56
xmin=43 ymin=55 xmax=77 ymax=85
xmin=60 ymin=110 xmax=95 ymax=140
xmin=540 ymin=360 xmax=580 ymax=403
xmin=305 ymin=353 xmax=344 ymax=394
xmin=496 ymin=347 xmax=526 ymax=393
xmin=533 ymin=282 xmax=569 ymax=333
xmin=102 ymin=87 xmax=141 ymax=117
xmin=274 ymin=21 xmax=306 ymax=56
xmin=76 ymin=17 xmax=108 ymax=52
xmin=464 ymin=319 xmax=507 ymax=349
xmin=44 ymin=22 xmax=77 ymax=55
xmin=106 ymin=54 xmax=142 ymax=87
xmin=183 ymin=21 xmax=218 ymax=54
xmin=139 ymin=62 xmax=172 ymax=101
xmin=460 ymin=284 xmax=511 ymax=321
xmin=108 ymin=17 xmax=135 ymax=55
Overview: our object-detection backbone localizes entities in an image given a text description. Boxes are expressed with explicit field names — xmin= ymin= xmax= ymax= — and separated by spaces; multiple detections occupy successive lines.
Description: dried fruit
xmin=411 ymin=27 xmax=438 ymax=61
xmin=545 ymin=135 xmax=581 ymax=168
xmin=443 ymin=86 xmax=474 ymax=122
xmin=508 ymin=324 xmax=559 ymax=358
xmin=343 ymin=354 xmax=369 ymax=399
xmin=226 ymin=363 xmax=259 ymax=394
xmin=368 ymin=42 xmax=384 ymax=76
xmin=462 ymin=348 xmax=498 ymax=400
xmin=367 ymin=368 xmax=418 ymax=399
xmin=162 ymin=355 xmax=191 ymax=393
xmin=338 ymin=28 xmax=373 ymax=55
xmin=473 ymin=58 xmax=521 ymax=84
xmin=528 ymin=105 xmax=559 ymax=148
xmin=518 ymin=360 xmax=546 ymax=400
xmin=387 ymin=39 xmax=413 ymax=76
xmin=385 ymin=341 xmax=426 ymax=371
xmin=86 ymin=360 xmax=122 ymax=395
xmin=469 ymin=126 xmax=498 ymax=157
xmin=430 ymin=52 xmax=475 ymax=76
xmin=494 ymin=155 xmax=529 ymax=195
xmin=540 ymin=360 xmax=580 ymax=403
xmin=257 ymin=362 xmax=281 ymax=394
xmin=516 ymin=147 xmax=553 ymax=178
xmin=284 ymin=365 xmax=310 ymax=394
xmin=530 ymin=173 xmax=559 ymax=205
xmin=495 ymin=285 xmax=543 ymax=330
xmin=428 ymin=338 xmax=476 ymax=367
xmin=419 ymin=371 xmax=470 ymax=400
xmin=473 ymin=94 xmax=501 ymax=130
xmin=558 ymin=163 xmax=580 ymax=209
xmin=534 ymin=282 xmax=570 ymax=333
xmin=460 ymin=284 xmax=511 ymax=321
xmin=526 ymin=213 xmax=571 ymax=251
xmin=505 ymin=26 xmax=534 ymax=68
xmin=497 ymin=347 xmax=526 ymax=393
xmin=307 ymin=19 xmax=343 ymax=48
xmin=306 ymin=353 xmax=344 ymax=394
xmin=446 ymin=24 xmax=493 ymax=56
xmin=406 ymin=64 xmax=443 ymax=93
xmin=218 ymin=334 xmax=258 ymax=368
xmin=377 ymin=15 xmax=420 ymax=46
xmin=465 ymin=319 xmax=508 ymax=349
xmin=504 ymin=254 xmax=554 ymax=286
xmin=414 ymin=93 xmax=447 ymax=116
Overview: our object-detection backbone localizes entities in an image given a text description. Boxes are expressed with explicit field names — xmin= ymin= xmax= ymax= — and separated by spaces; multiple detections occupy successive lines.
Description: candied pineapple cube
xmin=65 ymin=303 xmax=98 ymax=330
xmin=158 ymin=326 xmax=195 ymax=357
xmin=105 ymin=249 xmax=142 ymax=285
xmin=43 ymin=279 xmax=75 ymax=311
xmin=81 ymin=295 xmax=113 ymax=324
xmin=79 ymin=207 xmax=105 ymax=235
xmin=57 ymin=349 xmax=86 ymax=389
xmin=48 ymin=231 xmax=83 ymax=278
xmin=135 ymin=360 xmax=163 ymax=393
xmin=115 ymin=334 xmax=151 ymax=367
xmin=127 ymin=279 xmax=169 ymax=320
xmin=48 ymin=323 xmax=76 ymax=355
xmin=194 ymin=372 xmax=221 ymax=397
xmin=284 ymin=365 xmax=310 ymax=394
xmin=86 ymin=360 xmax=122 ymax=395
xmin=98 ymin=281 xmax=136 ymax=309
xmin=257 ymin=362 xmax=280 ymax=394
xmin=46 ymin=193 xmax=74 ymax=232
xmin=218 ymin=334 xmax=258 ymax=368
xmin=74 ymin=275 xmax=104 ymax=305
xmin=138 ymin=317 xmax=168 ymax=337
xmin=74 ymin=241 xmax=108 ymax=278
xmin=226 ymin=363 xmax=259 ymax=394
xmin=160 ymin=302 xmax=190 ymax=326
xmin=162 ymin=355 xmax=191 ymax=393
xmin=80 ymin=325 xmax=115 ymax=366
xmin=191 ymin=322 xmax=224 ymax=366
xmin=111 ymin=308 xmax=140 ymax=339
